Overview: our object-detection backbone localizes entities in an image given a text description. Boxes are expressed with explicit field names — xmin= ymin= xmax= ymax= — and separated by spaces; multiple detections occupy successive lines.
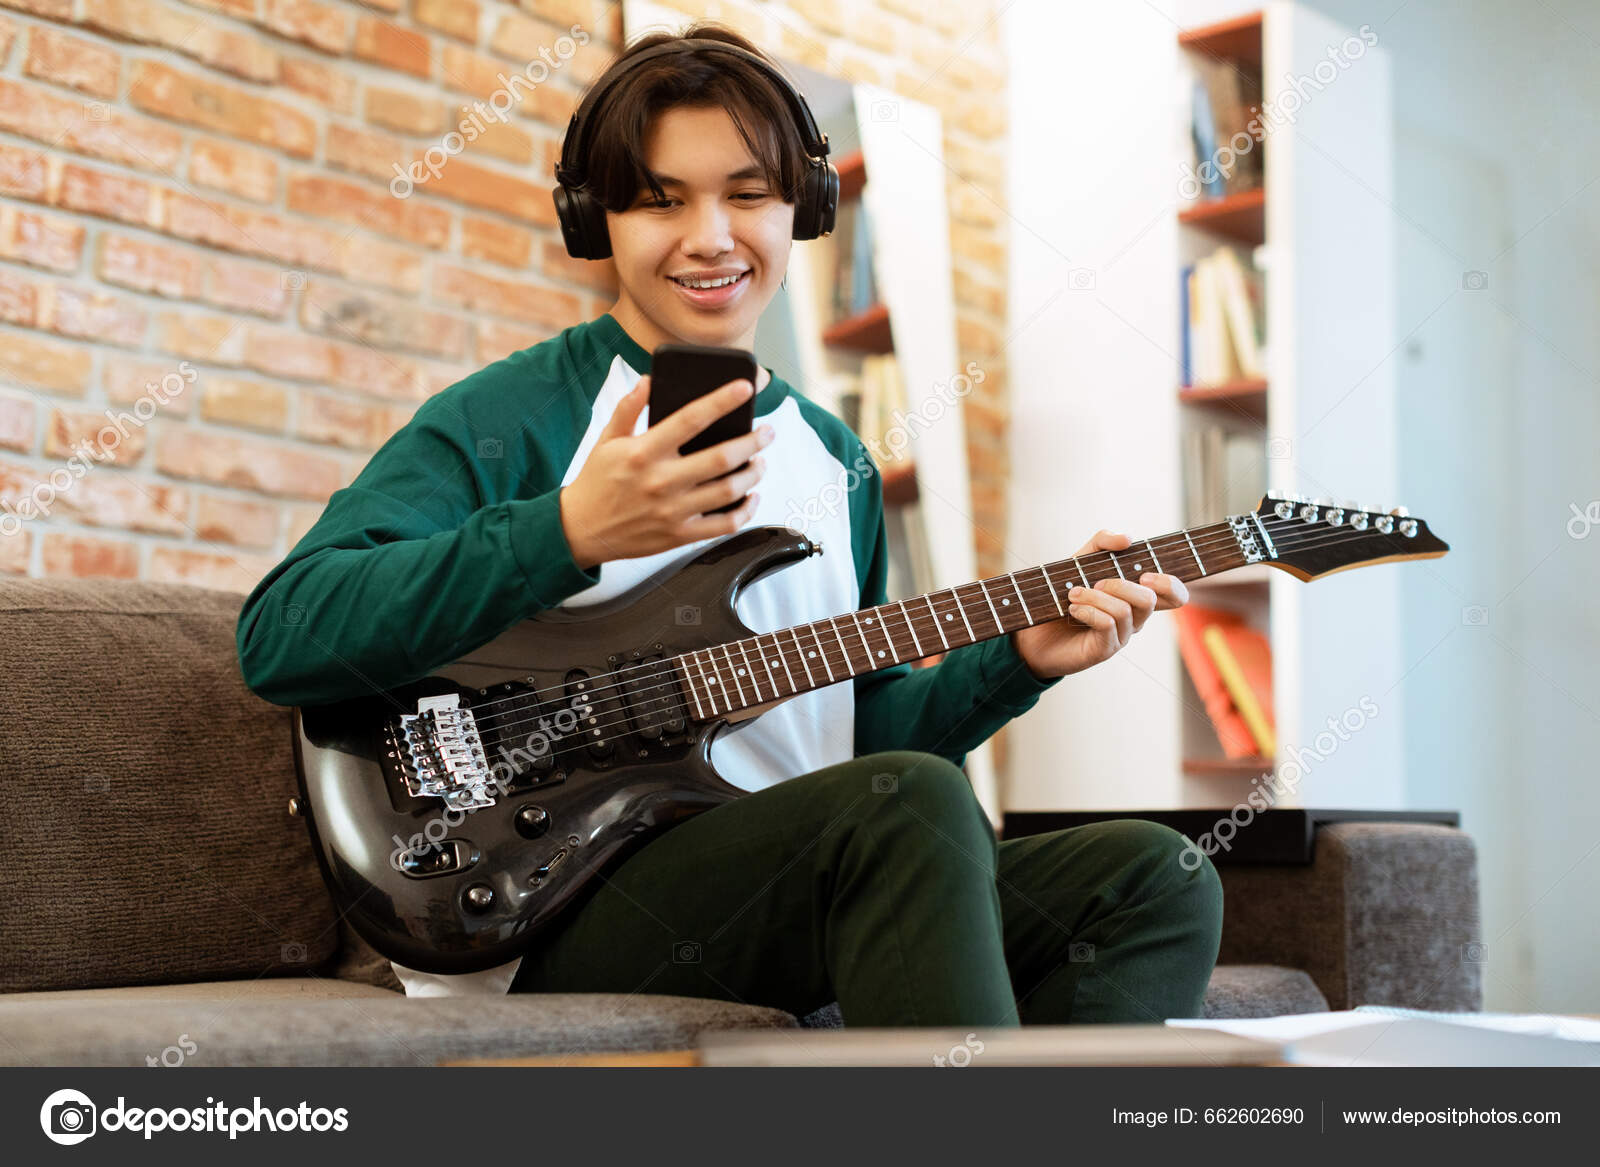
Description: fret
xmin=677 ymin=656 xmax=706 ymax=720
xmin=768 ymin=632 xmax=797 ymax=695
xmin=950 ymin=587 xmax=977 ymax=642
xmin=872 ymin=610 xmax=899 ymax=663
xmin=925 ymin=594 xmax=949 ymax=649
xmin=848 ymin=611 xmax=874 ymax=665
xmin=694 ymin=650 xmax=722 ymax=716
xmin=976 ymin=579 xmax=1003 ymax=634
xmin=1076 ymin=559 xmax=1090 ymax=589
xmin=737 ymin=640 xmax=765 ymax=703
xmin=1039 ymin=563 xmax=1065 ymax=617
xmin=1006 ymin=571 xmax=1032 ymax=623
xmin=829 ymin=618 xmax=856 ymax=676
xmin=1182 ymin=530 xmax=1208 ymax=575
xmin=722 ymin=644 xmax=750 ymax=705
xmin=896 ymin=599 xmax=925 ymax=656
xmin=789 ymin=627 xmax=817 ymax=686
xmin=1143 ymin=539 xmax=1162 ymax=575
xmin=1107 ymin=550 xmax=1126 ymax=579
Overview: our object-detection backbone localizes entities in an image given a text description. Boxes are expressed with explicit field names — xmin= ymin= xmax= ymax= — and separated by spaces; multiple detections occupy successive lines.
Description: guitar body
xmin=293 ymin=525 xmax=814 ymax=975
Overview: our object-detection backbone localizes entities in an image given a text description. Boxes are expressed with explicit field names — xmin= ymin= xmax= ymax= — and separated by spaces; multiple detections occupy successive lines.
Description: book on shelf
xmin=827 ymin=199 xmax=880 ymax=325
xmin=1175 ymin=604 xmax=1276 ymax=758
xmin=854 ymin=353 xmax=906 ymax=467
xmin=1203 ymin=624 xmax=1277 ymax=756
xmin=1181 ymin=244 xmax=1266 ymax=386
xmin=1186 ymin=54 xmax=1264 ymax=200
xmin=1182 ymin=425 xmax=1264 ymax=527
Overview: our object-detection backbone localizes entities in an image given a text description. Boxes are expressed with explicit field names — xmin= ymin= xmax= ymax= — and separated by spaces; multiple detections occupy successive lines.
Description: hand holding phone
xmin=647 ymin=344 xmax=758 ymax=514
xmin=556 ymin=346 xmax=774 ymax=571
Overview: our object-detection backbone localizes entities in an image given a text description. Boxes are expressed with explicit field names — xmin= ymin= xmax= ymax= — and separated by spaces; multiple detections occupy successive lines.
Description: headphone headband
xmin=555 ymin=38 xmax=831 ymax=189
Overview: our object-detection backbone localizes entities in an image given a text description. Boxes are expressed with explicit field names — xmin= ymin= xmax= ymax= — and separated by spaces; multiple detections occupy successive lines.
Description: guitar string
xmin=468 ymin=518 xmax=1260 ymax=730
xmin=468 ymin=515 xmax=1403 ymax=736
xmin=464 ymin=517 xmax=1417 ymax=750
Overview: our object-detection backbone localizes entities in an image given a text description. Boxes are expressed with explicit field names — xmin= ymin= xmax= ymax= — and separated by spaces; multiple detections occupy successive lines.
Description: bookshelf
xmin=1170 ymin=2 xmax=1403 ymax=808
xmin=1177 ymin=10 xmax=1275 ymax=784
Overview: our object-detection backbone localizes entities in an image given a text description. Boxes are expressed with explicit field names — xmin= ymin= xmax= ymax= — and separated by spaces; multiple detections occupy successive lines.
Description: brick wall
xmin=0 ymin=0 xmax=1013 ymax=756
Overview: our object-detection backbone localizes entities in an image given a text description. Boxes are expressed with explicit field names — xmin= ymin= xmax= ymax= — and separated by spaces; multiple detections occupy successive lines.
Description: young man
xmin=237 ymin=25 xmax=1222 ymax=1025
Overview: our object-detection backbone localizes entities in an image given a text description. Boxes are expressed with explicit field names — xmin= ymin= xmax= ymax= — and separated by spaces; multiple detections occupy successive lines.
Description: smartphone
xmin=647 ymin=343 xmax=758 ymax=515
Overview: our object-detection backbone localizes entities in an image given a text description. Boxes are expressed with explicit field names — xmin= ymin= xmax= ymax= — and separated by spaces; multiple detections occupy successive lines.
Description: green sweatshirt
xmin=236 ymin=313 xmax=1060 ymax=785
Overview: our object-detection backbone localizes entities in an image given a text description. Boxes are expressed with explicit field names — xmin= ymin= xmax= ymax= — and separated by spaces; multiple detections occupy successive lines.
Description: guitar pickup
xmin=567 ymin=670 xmax=618 ymax=760
xmin=618 ymin=654 xmax=685 ymax=739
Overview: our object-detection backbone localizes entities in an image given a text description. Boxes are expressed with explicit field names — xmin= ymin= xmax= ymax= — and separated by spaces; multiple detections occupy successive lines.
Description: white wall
xmin=1005 ymin=0 xmax=1600 ymax=1013
xmin=1301 ymin=0 xmax=1600 ymax=1019
xmin=1001 ymin=2 xmax=1185 ymax=811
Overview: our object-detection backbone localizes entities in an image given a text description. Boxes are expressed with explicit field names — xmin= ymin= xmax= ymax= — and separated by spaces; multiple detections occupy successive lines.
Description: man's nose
xmin=682 ymin=198 xmax=734 ymax=255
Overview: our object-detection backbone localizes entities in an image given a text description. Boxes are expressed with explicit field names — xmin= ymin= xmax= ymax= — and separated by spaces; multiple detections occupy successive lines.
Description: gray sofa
xmin=0 ymin=580 xmax=1482 ymax=1065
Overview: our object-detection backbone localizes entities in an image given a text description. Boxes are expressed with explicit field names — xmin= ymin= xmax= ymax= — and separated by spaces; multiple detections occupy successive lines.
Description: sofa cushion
xmin=0 ymin=992 xmax=796 ymax=1066
xmin=1203 ymin=964 xmax=1329 ymax=1019
xmin=0 ymin=580 xmax=334 ymax=993
xmin=792 ymin=963 xmax=1331 ymax=1028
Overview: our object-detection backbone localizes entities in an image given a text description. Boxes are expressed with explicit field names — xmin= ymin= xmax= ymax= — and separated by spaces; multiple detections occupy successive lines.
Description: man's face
xmin=605 ymin=105 xmax=794 ymax=352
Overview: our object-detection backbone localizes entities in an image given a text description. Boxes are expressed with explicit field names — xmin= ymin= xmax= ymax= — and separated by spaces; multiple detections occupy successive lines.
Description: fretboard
xmin=671 ymin=517 xmax=1262 ymax=721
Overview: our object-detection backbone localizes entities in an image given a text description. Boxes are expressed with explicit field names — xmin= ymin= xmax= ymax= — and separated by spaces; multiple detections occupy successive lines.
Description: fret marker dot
xmin=1002 ymin=598 xmax=1010 ymax=605
xmin=877 ymin=650 xmax=885 ymax=658
xmin=737 ymin=668 xmax=746 ymax=676
xmin=945 ymin=614 xmax=953 ymax=621
xmin=808 ymin=651 xmax=816 ymax=658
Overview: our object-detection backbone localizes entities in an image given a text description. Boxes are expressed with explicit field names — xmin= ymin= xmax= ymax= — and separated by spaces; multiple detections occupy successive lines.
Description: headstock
xmin=1254 ymin=491 xmax=1450 ymax=581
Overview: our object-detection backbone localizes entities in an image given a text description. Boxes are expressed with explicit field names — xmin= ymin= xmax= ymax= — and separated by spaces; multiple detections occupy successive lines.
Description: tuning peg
xmin=1389 ymin=505 xmax=1410 ymax=518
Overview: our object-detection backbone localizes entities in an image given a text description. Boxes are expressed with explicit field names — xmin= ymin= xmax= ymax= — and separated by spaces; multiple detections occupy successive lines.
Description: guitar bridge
xmin=388 ymin=693 xmax=497 ymax=810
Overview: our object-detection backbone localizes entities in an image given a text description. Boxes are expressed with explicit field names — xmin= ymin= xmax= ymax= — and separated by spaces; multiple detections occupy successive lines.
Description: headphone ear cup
xmin=554 ymin=185 xmax=613 ymax=260
xmin=792 ymin=159 xmax=839 ymax=241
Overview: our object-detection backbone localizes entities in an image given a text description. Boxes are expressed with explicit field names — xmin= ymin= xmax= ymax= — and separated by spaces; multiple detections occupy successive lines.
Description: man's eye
xmin=734 ymin=191 xmax=769 ymax=202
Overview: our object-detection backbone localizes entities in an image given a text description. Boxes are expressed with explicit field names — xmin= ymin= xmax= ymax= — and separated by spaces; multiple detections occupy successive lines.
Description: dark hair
xmin=576 ymin=23 xmax=813 ymax=214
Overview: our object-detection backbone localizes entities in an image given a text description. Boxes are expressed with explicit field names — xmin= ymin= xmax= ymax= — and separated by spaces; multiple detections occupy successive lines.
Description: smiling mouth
xmin=668 ymin=271 xmax=750 ymax=290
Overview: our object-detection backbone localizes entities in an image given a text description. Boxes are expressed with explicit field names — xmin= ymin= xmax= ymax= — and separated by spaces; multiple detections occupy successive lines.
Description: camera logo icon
xmin=673 ymin=940 xmax=702 ymax=963
xmin=1461 ymin=270 xmax=1488 ymax=291
xmin=1067 ymin=267 xmax=1096 ymax=291
xmin=1068 ymin=941 xmax=1096 ymax=962
xmin=477 ymin=437 xmax=504 ymax=459
xmin=674 ymin=605 xmax=700 ymax=626
xmin=870 ymin=99 xmax=899 ymax=122
xmin=1461 ymin=606 xmax=1488 ymax=626
xmin=40 ymin=1088 xmax=97 ymax=1145
xmin=870 ymin=772 xmax=898 ymax=794
xmin=280 ymin=602 xmax=306 ymax=627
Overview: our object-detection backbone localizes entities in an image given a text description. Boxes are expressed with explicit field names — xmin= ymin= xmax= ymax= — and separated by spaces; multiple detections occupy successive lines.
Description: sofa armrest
xmin=1216 ymin=822 xmax=1482 ymax=1012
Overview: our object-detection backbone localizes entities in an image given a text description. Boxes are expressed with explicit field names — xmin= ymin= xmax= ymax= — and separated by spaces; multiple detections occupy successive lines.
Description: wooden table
xmin=442 ymin=1025 xmax=1284 ymax=1068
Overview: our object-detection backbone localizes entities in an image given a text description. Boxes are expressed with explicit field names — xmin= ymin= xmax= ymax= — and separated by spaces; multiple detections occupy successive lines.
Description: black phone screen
xmin=647 ymin=343 xmax=758 ymax=515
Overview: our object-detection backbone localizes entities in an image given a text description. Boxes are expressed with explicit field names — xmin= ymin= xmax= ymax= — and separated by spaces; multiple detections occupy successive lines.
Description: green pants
xmin=509 ymin=750 xmax=1224 ymax=1026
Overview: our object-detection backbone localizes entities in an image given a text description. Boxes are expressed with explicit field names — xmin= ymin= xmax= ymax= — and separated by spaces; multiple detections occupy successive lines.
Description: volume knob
xmin=515 ymin=805 xmax=551 ymax=839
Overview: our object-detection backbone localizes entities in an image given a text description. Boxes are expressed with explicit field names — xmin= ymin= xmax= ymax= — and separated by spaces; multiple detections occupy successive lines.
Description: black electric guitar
xmin=291 ymin=492 xmax=1448 ymax=974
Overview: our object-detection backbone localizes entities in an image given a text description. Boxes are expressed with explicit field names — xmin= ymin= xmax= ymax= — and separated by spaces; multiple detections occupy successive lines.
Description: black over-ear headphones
xmin=552 ymin=38 xmax=839 ymax=261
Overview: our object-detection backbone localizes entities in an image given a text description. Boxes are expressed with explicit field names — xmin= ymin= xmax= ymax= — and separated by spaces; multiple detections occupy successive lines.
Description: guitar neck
xmin=673 ymin=515 xmax=1269 ymax=721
